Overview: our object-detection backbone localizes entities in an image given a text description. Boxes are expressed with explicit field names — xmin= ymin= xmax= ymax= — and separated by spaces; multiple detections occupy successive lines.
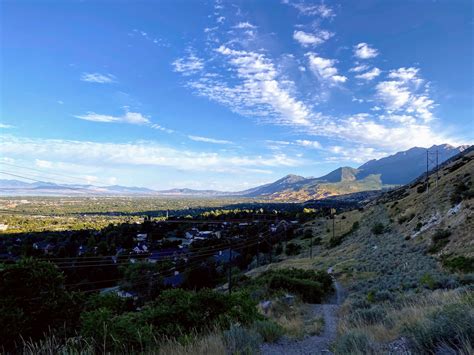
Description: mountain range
xmin=0 ymin=144 xmax=470 ymax=201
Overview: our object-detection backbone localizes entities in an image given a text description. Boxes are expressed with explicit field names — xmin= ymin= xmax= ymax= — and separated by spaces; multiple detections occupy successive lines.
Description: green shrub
xmin=404 ymin=303 xmax=474 ymax=353
xmin=334 ymin=331 xmax=375 ymax=354
xmin=417 ymin=184 xmax=427 ymax=193
xmin=285 ymin=242 xmax=302 ymax=256
xmin=371 ymin=223 xmax=385 ymax=235
xmin=442 ymin=256 xmax=474 ymax=273
xmin=428 ymin=229 xmax=451 ymax=253
xmin=239 ymin=268 xmax=333 ymax=303
xmin=413 ymin=222 xmax=423 ymax=232
xmin=80 ymin=288 xmax=260 ymax=352
xmin=420 ymin=273 xmax=436 ymax=289
xmin=224 ymin=325 xmax=262 ymax=355
xmin=252 ymin=320 xmax=284 ymax=343
xmin=398 ymin=213 xmax=415 ymax=224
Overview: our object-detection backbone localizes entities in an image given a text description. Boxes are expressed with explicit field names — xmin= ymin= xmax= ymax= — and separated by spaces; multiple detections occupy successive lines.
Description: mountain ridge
xmin=1 ymin=144 xmax=470 ymax=200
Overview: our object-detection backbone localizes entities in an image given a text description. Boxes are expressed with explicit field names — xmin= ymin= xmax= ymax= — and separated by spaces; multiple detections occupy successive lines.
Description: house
xmin=135 ymin=233 xmax=147 ymax=242
xmin=33 ymin=241 xmax=56 ymax=255
xmin=185 ymin=229 xmax=199 ymax=239
xmin=271 ymin=220 xmax=292 ymax=233
xmin=198 ymin=231 xmax=215 ymax=238
xmin=101 ymin=286 xmax=137 ymax=300
xmin=163 ymin=271 xmax=184 ymax=287
xmin=213 ymin=249 xmax=241 ymax=264
xmin=133 ymin=243 xmax=148 ymax=254
xmin=78 ymin=245 xmax=89 ymax=256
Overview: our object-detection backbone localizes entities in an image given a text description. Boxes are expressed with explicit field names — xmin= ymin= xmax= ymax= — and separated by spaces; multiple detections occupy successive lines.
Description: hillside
xmin=247 ymin=146 xmax=473 ymax=353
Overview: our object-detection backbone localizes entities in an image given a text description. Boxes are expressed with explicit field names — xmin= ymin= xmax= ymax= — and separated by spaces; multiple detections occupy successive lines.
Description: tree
xmin=0 ymin=258 xmax=82 ymax=349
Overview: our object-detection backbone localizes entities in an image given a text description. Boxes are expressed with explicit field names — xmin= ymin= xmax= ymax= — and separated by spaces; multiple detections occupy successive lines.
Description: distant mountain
xmin=236 ymin=144 xmax=470 ymax=201
xmin=0 ymin=144 xmax=470 ymax=200
xmin=356 ymin=144 xmax=469 ymax=185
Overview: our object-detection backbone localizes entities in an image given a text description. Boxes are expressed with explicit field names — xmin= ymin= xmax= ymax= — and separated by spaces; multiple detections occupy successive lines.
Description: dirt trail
xmin=260 ymin=270 xmax=345 ymax=355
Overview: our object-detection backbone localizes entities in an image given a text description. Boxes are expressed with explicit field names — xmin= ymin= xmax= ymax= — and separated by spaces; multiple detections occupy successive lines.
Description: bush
xmin=80 ymin=288 xmax=260 ymax=352
xmin=420 ymin=273 xmax=436 ymax=289
xmin=417 ymin=184 xmax=427 ymax=193
xmin=334 ymin=331 xmax=375 ymax=354
xmin=428 ymin=229 xmax=451 ymax=253
xmin=240 ymin=268 xmax=333 ymax=303
xmin=252 ymin=320 xmax=284 ymax=343
xmin=349 ymin=305 xmax=386 ymax=326
xmin=404 ymin=303 xmax=474 ymax=353
xmin=224 ymin=325 xmax=262 ymax=355
xmin=442 ymin=256 xmax=474 ymax=273
xmin=371 ymin=223 xmax=385 ymax=235
xmin=285 ymin=242 xmax=302 ymax=256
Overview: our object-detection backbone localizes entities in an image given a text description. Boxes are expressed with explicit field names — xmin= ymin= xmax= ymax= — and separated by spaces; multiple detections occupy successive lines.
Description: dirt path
xmin=260 ymin=271 xmax=345 ymax=355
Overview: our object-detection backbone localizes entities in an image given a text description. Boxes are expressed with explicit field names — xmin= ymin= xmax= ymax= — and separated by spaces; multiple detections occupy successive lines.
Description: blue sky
xmin=1 ymin=0 xmax=473 ymax=191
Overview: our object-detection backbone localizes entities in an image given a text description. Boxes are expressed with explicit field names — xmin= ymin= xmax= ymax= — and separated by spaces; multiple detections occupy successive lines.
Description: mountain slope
xmin=239 ymin=144 xmax=469 ymax=201
xmin=356 ymin=144 xmax=468 ymax=184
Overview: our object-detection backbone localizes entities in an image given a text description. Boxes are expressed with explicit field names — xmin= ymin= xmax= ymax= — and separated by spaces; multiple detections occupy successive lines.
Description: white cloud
xmin=0 ymin=123 xmax=14 ymax=129
xmin=80 ymin=72 xmax=116 ymax=84
xmin=172 ymin=53 xmax=204 ymax=76
xmin=315 ymin=113 xmax=450 ymax=151
xmin=295 ymin=139 xmax=322 ymax=149
xmin=186 ymin=45 xmax=314 ymax=127
xmin=354 ymin=43 xmax=379 ymax=59
xmin=75 ymin=110 xmax=150 ymax=125
xmin=326 ymin=145 xmax=387 ymax=163
xmin=350 ymin=64 xmax=369 ymax=73
xmin=355 ymin=67 xmax=381 ymax=80
xmin=233 ymin=22 xmax=256 ymax=29
xmin=375 ymin=67 xmax=434 ymax=121
xmin=150 ymin=124 xmax=174 ymax=134
xmin=288 ymin=2 xmax=334 ymax=18
xmin=188 ymin=135 xmax=233 ymax=144
xmin=293 ymin=30 xmax=333 ymax=47
xmin=0 ymin=136 xmax=303 ymax=174
xmin=35 ymin=159 xmax=53 ymax=168
xmin=306 ymin=53 xmax=347 ymax=84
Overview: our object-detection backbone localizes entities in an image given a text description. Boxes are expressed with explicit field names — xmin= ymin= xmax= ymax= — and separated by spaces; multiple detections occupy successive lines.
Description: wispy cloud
xmin=354 ymin=43 xmax=379 ymax=59
xmin=293 ymin=30 xmax=333 ymax=47
xmin=75 ymin=110 xmax=150 ymax=125
xmin=172 ymin=53 xmax=204 ymax=76
xmin=306 ymin=53 xmax=347 ymax=84
xmin=286 ymin=1 xmax=334 ymax=18
xmin=0 ymin=136 xmax=303 ymax=174
xmin=0 ymin=123 xmax=15 ymax=129
xmin=80 ymin=72 xmax=117 ymax=84
xmin=233 ymin=22 xmax=256 ymax=29
xmin=185 ymin=45 xmax=314 ymax=127
xmin=188 ymin=135 xmax=233 ymax=144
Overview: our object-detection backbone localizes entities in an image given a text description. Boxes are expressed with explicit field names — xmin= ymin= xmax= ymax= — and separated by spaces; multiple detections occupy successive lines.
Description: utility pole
xmin=228 ymin=245 xmax=232 ymax=295
xmin=426 ymin=149 xmax=429 ymax=193
xmin=268 ymin=235 xmax=273 ymax=264
xmin=256 ymin=233 xmax=261 ymax=267
xmin=332 ymin=209 xmax=336 ymax=240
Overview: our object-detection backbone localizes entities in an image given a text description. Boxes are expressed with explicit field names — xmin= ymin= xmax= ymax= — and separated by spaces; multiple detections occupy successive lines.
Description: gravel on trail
xmin=260 ymin=274 xmax=344 ymax=355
